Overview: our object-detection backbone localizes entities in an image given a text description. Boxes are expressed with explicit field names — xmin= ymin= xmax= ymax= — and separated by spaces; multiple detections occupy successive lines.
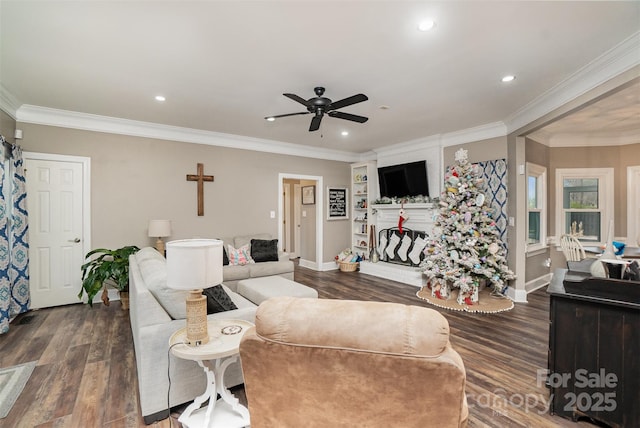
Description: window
xmin=526 ymin=163 xmax=546 ymax=251
xmin=555 ymin=168 xmax=613 ymax=244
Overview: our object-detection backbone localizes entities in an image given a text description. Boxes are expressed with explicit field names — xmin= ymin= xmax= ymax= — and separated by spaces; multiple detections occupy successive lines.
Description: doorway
xmin=279 ymin=173 xmax=323 ymax=270
xmin=628 ymin=165 xmax=640 ymax=246
xmin=24 ymin=152 xmax=91 ymax=309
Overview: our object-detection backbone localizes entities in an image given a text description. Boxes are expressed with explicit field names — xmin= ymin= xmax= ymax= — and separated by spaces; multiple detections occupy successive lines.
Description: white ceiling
xmin=528 ymin=80 xmax=640 ymax=146
xmin=1 ymin=1 xmax=639 ymax=156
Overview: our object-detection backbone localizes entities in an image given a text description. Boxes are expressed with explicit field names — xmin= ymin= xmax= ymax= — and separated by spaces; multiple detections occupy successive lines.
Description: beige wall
xmin=443 ymin=137 xmax=508 ymax=166
xmin=548 ymin=143 xmax=640 ymax=237
xmin=525 ymin=138 xmax=640 ymax=278
xmin=18 ymin=123 xmax=351 ymax=263
xmin=0 ymin=111 xmax=16 ymax=146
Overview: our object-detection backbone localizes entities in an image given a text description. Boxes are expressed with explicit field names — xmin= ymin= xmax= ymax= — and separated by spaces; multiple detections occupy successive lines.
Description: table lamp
xmin=166 ymin=239 xmax=223 ymax=346
xmin=148 ymin=220 xmax=171 ymax=253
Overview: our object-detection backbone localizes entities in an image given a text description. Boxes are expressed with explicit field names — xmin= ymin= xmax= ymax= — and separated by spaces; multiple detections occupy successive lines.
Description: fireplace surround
xmin=377 ymin=227 xmax=428 ymax=267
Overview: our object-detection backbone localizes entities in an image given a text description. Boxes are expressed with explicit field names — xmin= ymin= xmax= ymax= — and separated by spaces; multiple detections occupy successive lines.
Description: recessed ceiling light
xmin=341 ymin=131 xmax=349 ymax=136
xmin=501 ymin=75 xmax=515 ymax=83
xmin=266 ymin=117 xmax=275 ymax=122
xmin=155 ymin=95 xmax=166 ymax=101
xmin=417 ymin=20 xmax=435 ymax=32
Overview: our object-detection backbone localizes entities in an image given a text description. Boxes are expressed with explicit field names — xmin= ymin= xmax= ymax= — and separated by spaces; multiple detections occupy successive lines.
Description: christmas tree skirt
xmin=416 ymin=286 xmax=514 ymax=313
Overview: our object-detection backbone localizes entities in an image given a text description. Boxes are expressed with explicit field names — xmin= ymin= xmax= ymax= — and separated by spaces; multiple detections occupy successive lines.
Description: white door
xmin=25 ymin=154 xmax=90 ymax=309
xmin=628 ymin=166 xmax=640 ymax=246
xmin=283 ymin=183 xmax=291 ymax=253
xmin=293 ymin=184 xmax=301 ymax=258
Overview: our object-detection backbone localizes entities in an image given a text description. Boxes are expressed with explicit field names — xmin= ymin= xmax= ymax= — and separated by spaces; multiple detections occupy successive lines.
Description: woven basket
xmin=338 ymin=261 xmax=359 ymax=272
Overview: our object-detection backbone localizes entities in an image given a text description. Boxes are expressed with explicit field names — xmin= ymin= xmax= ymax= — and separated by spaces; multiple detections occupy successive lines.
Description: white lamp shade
xmin=148 ymin=220 xmax=172 ymax=237
xmin=166 ymin=239 xmax=223 ymax=290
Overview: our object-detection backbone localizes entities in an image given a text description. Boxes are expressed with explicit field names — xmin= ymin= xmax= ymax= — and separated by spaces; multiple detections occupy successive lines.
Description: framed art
xmin=302 ymin=185 xmax=316 ymax=205
xmin=327 ymin=187 xmax=348 ymax=220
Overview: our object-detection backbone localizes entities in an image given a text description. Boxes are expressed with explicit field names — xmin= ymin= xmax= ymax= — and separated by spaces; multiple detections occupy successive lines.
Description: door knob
xmin=69 ymin=238 xmax=81 ymax=243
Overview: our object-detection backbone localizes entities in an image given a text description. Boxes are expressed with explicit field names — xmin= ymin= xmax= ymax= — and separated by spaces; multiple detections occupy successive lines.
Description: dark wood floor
xmin=0 ymin=265 xmax=599 ymax=427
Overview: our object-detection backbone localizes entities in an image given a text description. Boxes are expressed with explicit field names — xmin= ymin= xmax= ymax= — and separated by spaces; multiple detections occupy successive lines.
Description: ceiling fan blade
xmin=327 ymin=93 xmax=368 ymax=111
xmin=283 ymin=93 xmax=310 ymax=107
xmin=328 ymin=111 xmax=369 ymax=123
xmin=265 ymin=112 xmax=310 ymax=119
xmin=309 ymin=114 xmax=323 ymax=131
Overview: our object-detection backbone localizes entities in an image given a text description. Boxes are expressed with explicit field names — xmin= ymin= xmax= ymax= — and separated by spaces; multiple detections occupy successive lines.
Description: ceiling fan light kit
xmin=265 ymin=86 xmax=369 ymax=132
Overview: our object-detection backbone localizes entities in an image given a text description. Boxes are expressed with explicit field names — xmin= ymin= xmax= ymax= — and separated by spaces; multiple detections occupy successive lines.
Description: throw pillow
xmin=227 ymin=244 xmax=253 ymax=266
xmin=223 ymin=246 xmax=229 ymax=266
xmin=202 ymin=285 xmax=238 ymax=314
xmin=250 ymin=238 xmax=279 ymax=263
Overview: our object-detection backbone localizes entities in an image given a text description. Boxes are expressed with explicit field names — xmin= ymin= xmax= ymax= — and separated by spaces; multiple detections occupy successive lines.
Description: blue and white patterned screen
xmin=446 ymin=158 xmax=509 ymax=251
xmin=478 ymin=159 xmax=508 ymax=248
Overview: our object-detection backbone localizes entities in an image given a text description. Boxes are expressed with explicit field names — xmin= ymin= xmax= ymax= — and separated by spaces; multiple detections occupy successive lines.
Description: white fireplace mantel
xmin=364 ymin=203 xmax=437 ymax=286
xmin=372 ymin=203 xmax=437 ymax=233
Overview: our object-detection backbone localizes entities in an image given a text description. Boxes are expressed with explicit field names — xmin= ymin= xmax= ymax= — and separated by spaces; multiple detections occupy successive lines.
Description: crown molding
xmin=16 ymin=104 xmax=361 ymax=163
xmin=531 ymin=129 xmax=640 ymax=147
xmin=0 ymin=83 xmax=20 ymax=119
xmin=372 ymin=121 xmax=507 ymax=157
xmin=373 ymin=134 xmax=442 ymax=157
xmin=440 ymin=121 xmax=507 ymax=147
xmin=505 ymin=31 xmax=640 ymax=134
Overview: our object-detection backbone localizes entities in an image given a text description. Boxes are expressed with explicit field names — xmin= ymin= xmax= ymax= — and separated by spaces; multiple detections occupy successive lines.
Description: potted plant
xmin=79 ymin=245 xmax=140 ymax=308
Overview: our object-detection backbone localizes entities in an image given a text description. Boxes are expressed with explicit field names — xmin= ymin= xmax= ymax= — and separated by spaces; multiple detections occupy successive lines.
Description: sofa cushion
xmin=227 ymin=244 xmax=253 ymax=266
xmin=135 ymin=247 xmax=190 ymax=320
xmin=223 ymin=264 xmax=251 ymax=281
xmin=234 ymin=233 xmax=271 ymax=249
xmin=223 ymin=246 xmax=229 ymax=266
xmin=222 ymin=283 xmax=255 ymax=310
xmin=249 ymin=259 xmax=295 ymax=278
xmin=250 ymin=239 xmax=279 ymax=263
xmin=203 ymin=284 xmax=238 ymax=313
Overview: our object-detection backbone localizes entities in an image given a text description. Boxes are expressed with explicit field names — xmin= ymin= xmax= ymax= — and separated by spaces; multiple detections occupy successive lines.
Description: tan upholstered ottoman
xmin=237 ymin=276 xmax=318 ymax=305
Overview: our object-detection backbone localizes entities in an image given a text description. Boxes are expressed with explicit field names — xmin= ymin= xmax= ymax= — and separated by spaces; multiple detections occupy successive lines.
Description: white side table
xmin=169 ymin=319 xmax=254 ymax=428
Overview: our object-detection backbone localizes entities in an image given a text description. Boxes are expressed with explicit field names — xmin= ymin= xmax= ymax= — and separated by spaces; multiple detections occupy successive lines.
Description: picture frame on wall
xmin=302 ymin=185 xmax=316 ymax=205
xmin=327 ymin=187 xmax=349 ymax=220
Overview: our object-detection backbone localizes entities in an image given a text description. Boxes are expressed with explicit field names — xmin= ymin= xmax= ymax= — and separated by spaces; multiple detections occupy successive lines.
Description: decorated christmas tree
xmin=420 ymin=148 xmax=515 ymax=305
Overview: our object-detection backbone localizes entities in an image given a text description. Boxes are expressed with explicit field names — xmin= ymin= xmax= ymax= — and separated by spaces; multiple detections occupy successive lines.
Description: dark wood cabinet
xmin=547 ymin=274 xmax=640 ymax=428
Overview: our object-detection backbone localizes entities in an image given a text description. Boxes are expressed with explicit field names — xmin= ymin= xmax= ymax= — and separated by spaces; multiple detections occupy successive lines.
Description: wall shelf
xmin=351 ymin=161 xmax=377 ymax=259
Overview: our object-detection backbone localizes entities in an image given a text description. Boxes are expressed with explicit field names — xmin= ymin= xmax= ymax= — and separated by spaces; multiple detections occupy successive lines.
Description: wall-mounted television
xmin=378 ymin=161 xmax=429 ymax=198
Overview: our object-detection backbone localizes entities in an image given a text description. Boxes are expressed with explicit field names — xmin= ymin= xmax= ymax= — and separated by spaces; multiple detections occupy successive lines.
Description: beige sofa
xmin=129 ymin=247 xmax=258 ymax=424
xmin=221 ymin=233 xmax=294 ymax=292
xmin=240 ymin=297 xmax=469 ymax=427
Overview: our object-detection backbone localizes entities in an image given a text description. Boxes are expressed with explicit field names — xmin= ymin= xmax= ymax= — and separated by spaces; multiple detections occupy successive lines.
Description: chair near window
xmin=560 ymin=234 xmax=586 ymax=262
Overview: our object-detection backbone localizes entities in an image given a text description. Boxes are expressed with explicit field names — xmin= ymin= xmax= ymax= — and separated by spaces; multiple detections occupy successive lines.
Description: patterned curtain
xmin=0 ymin=140 xmax=30 ymax=334
xmin=10 ymin=146 xmax=30 ymax=321
xmin=0 ymin=137 xmax=10 ymax=333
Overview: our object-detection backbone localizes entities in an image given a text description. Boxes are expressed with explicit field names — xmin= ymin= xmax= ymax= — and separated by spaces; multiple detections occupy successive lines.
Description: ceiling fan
xmin=265 ymin=87 xmax=369 ymax=132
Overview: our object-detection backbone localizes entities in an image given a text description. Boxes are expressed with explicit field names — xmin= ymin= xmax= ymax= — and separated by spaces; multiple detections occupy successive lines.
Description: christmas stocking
xmin=378 ymin=233 xmax=388 ymax=259
xmin=385 ymin=233 xmax=401 ymax=259
xmin=398 ymin=209 xmax=409 ymax=234
xmin=397 ymin=234 xmax=412 ymax=261
xmin=408 ymin=236 xmax=428 ymax=265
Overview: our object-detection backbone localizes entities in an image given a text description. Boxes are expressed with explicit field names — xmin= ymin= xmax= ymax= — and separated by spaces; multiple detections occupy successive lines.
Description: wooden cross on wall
xmin=186 ymin=163 xmax=214 ymax=216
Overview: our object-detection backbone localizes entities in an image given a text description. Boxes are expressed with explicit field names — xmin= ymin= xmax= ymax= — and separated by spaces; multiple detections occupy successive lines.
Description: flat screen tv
xmin=378 ymin=161 xmax=429 ymax=198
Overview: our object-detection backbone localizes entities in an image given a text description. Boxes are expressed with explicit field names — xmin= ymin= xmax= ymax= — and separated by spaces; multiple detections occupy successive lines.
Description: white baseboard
xmin=298 ymin=258 xmax=318 ymax=271
xmin=321 ymin=261 xmax=340 ymax=271
xmin=526 ymin=273 xmax=552 ymax=293
xmin=359 ymin=261 xmax=426 ymax=288
xmin=505 ymin=286 xmax=528 ymax=303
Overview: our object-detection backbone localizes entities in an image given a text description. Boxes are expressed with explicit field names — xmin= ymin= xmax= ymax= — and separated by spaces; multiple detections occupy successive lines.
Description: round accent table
xmin=169 ymin=319 xmax=254 ymax=428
